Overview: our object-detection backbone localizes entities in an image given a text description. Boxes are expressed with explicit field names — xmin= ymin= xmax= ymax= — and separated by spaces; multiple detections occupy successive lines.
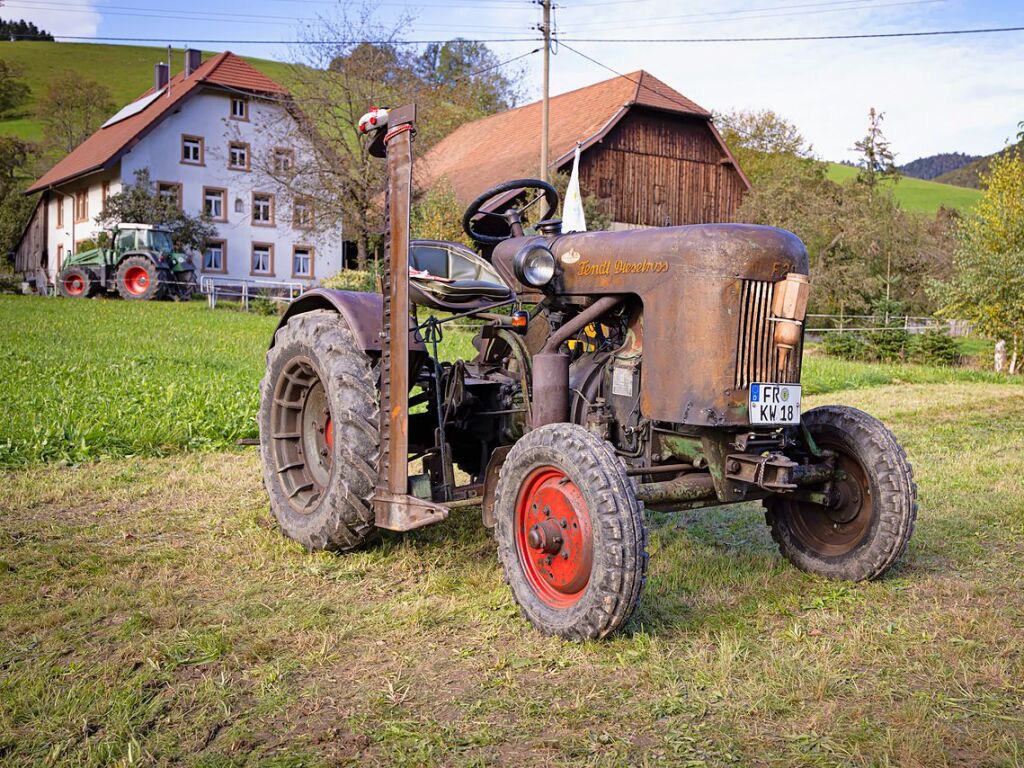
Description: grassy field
xmin=1 ymin=296 xmax=1016 ymax=469
xmin=0 ymin=42 xmax=294 ymax=142
xmin=2 ymin=296 xmax=1024 ymax=765
xmin=825 ymin=162 xmax=982 ymax=215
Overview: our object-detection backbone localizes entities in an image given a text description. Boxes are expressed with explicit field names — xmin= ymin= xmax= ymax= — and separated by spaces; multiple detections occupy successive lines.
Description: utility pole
xmin=539 ymin=0 xmax=551 ymax=182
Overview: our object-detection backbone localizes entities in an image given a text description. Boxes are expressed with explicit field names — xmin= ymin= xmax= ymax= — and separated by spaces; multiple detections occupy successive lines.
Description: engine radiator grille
xmin=734 ymin=279 xmax=801 ymax=389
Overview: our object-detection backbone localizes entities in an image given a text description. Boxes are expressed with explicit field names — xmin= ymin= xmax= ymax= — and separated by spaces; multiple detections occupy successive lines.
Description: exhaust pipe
xmin=531 ymin=296 xmax=624 ymax=428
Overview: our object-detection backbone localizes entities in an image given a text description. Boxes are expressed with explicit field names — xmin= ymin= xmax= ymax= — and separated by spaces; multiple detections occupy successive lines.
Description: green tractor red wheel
xmin=115 ymin=256 xmax=163 ymax=300
xmin=57 ymin=266 xmax=93 ymax=298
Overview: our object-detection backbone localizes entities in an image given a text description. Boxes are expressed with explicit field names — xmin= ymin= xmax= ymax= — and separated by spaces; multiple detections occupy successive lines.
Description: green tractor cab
xmin=57 ymin=224 xmax=197 ymax=301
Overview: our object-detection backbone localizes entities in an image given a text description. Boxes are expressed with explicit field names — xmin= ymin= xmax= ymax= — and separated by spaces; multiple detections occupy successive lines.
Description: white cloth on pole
xmin=562 ymin=143 xmax=587 ymax=233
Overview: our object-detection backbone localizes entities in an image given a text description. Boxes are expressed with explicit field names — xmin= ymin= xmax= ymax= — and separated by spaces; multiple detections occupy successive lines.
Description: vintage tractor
xmin=258 ymin=106 xmax=917 ymax=640
xmin=57 ymin=223 xmax=196 ymax=301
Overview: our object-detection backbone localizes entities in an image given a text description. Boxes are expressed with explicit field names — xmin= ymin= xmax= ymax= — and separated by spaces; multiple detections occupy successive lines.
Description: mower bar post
xmin=372 ymin=104 xmax=449 ymax=532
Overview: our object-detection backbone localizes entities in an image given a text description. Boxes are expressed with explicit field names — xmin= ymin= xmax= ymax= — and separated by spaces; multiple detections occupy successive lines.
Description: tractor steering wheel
xmin=462 ymin=178 xmax=560 ymax=246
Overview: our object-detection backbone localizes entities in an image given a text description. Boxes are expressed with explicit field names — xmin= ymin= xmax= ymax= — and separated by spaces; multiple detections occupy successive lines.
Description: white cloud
xmin=13 ymin=3 xmax=101 ymax=38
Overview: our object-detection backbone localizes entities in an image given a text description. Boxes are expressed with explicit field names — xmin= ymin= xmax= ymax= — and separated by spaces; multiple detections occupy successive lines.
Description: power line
xmin=7 ymin=33 xmax=542 ymax=44
xmin=556 ymin=25 xmax=1024 ymax=42
xmin=8 ymin=24 xmax=1024 ymax=46
xmin=1 ymin=1 xmax=532 ymax=30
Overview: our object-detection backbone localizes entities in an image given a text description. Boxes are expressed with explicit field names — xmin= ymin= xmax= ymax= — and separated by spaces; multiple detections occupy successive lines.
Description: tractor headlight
xmin=513 ymin=243 xmax=556 ymax=288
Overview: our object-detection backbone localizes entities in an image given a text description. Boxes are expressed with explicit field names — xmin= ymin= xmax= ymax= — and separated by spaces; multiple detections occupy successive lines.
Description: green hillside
xmin=826 ymin=162 xmax=981 ymax=215
xmin=0 ymin=42 xmax=294 ymax=142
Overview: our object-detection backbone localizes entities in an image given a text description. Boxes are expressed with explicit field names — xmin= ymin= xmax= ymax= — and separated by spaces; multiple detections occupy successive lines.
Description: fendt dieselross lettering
xmin=258 ymin=105 xmax=917 ymax=640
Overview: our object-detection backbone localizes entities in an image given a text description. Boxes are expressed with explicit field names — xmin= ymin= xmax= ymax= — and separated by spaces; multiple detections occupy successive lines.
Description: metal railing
xmin=199 ymin=275 xmax=308 ymax=310
xmin=804 ymin=314 xmax=968 ymax=336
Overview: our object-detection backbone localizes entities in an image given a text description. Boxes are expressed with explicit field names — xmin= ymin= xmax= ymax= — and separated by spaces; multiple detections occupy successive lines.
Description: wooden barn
xmin=419 ymin=70 xmax=750 ymax=228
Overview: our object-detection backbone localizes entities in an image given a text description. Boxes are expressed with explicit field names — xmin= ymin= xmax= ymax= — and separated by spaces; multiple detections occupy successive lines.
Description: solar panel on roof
xmin=101 ymin=89 xmax=165 ymax=129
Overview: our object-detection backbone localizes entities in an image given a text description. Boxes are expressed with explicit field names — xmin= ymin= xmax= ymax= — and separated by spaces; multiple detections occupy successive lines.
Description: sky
xmin=10 ymin=0 xmax=1024 ymax=161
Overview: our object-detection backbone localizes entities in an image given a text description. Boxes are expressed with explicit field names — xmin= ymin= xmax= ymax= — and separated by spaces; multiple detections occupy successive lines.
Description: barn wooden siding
xmin=578 ymin=110 xmax=746 ymax=227
xmin=14 ymin=197 xmax=46 ymax=275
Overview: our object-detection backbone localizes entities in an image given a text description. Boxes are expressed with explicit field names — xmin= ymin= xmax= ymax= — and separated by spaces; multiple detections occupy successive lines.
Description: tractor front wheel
xmin=116 ymin=256 xmax=164 ymax=300
xmin=259 ymin=309 xmax=379 ymax=551
xmin=57 ymin=266 xmax=94 ymax=298
xmin=765 ymin=405 xmax=917 ymax=581
xmin=494 ymin=423 xmax=648 ymax=640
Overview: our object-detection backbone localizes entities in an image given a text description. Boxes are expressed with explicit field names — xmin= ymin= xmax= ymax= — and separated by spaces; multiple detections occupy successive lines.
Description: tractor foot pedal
xmin=373 ymin=492 xmax=449 ymax=531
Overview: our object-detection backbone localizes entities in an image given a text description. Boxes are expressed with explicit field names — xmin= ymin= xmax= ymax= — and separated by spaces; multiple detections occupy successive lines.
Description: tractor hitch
xmin=724 ymin=452 xmax=834 ymax=493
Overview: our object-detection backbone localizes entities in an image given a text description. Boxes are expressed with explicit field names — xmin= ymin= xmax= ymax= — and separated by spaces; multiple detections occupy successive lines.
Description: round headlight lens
xmin=514 ymin=243 xmax=556 ymax=287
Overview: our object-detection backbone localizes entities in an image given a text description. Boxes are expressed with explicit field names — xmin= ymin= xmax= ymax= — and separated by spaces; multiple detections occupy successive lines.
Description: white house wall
xmin=119 ymin=90 xmax=343 ymax=286
xmin=45 ymin=172 xmax=121 ymax=281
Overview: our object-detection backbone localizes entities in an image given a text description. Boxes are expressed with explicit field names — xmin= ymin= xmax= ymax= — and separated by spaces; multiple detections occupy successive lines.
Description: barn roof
xmin=27 ymin=52 xmax=288 ymax=194
xmin=418 ymin=70 xmax=744 ymax=204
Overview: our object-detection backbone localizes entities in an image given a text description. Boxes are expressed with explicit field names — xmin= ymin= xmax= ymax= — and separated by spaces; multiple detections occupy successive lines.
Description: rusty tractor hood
xmin=493 ymin=223 xmax=810 ymax=427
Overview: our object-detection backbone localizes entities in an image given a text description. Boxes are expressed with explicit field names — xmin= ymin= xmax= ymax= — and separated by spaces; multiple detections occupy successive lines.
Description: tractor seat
xmin=408 ymin=240 xmax=512 ymax=311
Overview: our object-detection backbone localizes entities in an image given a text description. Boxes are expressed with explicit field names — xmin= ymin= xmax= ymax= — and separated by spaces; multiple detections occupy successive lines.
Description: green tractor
xmin=57 ymin=224 xmax=197 ymax=301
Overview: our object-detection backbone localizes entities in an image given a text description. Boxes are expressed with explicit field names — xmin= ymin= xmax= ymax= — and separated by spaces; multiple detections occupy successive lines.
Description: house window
xmin=74 ymin=191 xmax=88 ymax=222
xmin=230 ymin=97 xmax=248 ymax=120
xmin=292 ymin=246 xmax=313 ymax=278
xmin=157 ymin=182 xmax=182 ymax=209
xmin=273 ymin=148 xmax=295 ymax=174
xmin=56 ymin=197 xmax=64 ymax=228
xmin=203 ymin=240 xmax=226 ymax=273
xmin=251 ymin=243 xmax=273 ymax=275
xmin=101 ymin=181 xmax=110 ymax=206
xmin=234 ymin=197 xmax=244 ymax=214
xmin=292 ymin=197 xmax=313 ymax=228
xmin=252 ymin=193 xmax=274 ymax=225
xmin=228 ymin=142 xmax=250 ymax=171
xmin=56 ymin=243 xmax=64 ymax=269
xmin=181 ymin=135 xmax=204 ymax=165
xmin=203 ymin=187 xmax=226 ymax=221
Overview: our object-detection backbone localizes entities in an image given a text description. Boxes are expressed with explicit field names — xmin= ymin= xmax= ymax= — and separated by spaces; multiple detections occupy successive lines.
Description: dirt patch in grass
xmin=2 ymin=383 xmax=1024 ymax=766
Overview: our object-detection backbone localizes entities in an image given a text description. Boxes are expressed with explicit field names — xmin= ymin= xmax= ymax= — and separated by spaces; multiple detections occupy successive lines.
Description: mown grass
xmin=825 ymin=162 xmax=982 ymax=215
xmin=2 ymin=295 xmax=1020 ymax=469
xmin=0 ymin=42 xmax=295 ymax=142
xmin=2 ymin=383 xmax=1023 ymax=765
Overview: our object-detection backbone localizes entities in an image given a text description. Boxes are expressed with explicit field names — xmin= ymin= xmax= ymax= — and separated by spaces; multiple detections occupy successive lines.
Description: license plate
xmin=749 ymin=383 xmax=801 ymax=425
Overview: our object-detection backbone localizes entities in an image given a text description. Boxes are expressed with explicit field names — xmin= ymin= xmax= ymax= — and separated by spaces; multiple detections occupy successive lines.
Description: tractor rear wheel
xmin=58 ymin=266 xmax=94 ymax=298
xmin=259 ymin=309 xmax=379 ymax=552
xmin=765 ymin=405 xmax=917 ymax=581
xmin=116 ymin=256 xmax=165 ymax=300
xmin=494 ymin=423 xmax=648 ymax=640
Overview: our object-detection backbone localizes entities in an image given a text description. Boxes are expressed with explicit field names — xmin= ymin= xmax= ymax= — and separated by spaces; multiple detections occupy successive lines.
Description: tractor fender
xmin=271 ymin=288 xmax=426 ymax=353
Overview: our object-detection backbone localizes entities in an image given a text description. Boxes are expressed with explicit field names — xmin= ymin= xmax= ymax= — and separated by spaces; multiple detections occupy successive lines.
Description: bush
xmin=820 ymin=332 xmax=868 ymax=360
xmin=864 ymin=327 xmax=911 ymax=362
xmin=912 ymin=327 xmax=961 ymax=367
xmin=321 ymin=269 xmax=377 ymax=293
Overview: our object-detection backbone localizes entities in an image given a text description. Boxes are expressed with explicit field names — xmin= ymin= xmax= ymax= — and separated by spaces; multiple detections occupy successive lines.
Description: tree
xmin=36 ymin=71 xmax=115 ymax=156
xmin=0 ymin=60 xmax=30 ymax=115
xmin=934 ymin=148 xmax=1024 ymax=372
xmin=0 ymin=18 xmax=54 ymax=41
xmin=411 ymin=177 xmax=472 ymax=246
xmin=256 ymin=4 xmax=517 ymax=269
xmin=96 ymin=168 xmax=216 ymax=254
xmin=716 ymin=108 xmax=814 ymax=185
xmin=852 ymin=108 xmax=899 ymax=191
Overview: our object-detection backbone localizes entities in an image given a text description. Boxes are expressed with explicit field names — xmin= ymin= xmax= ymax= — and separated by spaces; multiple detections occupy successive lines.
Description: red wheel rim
xmin=514 ymin=466 xmax=593 ymax=608
xmin=324 ymin=415 xmax=333 ymax=450
xmin=64 ymin=274 xmax=85 ymax=295
xmin=124 ymin=266 xmax=149 ymax=295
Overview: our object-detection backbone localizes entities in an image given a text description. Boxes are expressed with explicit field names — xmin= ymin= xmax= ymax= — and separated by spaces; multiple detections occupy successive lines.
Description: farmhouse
xmin=419 ymin=70 xmax=750 ymax=228
xmin=16 ymin=51 xmax=343 ymax=287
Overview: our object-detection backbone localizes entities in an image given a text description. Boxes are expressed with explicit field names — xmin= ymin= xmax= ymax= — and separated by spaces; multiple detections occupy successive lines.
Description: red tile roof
xmin=27 ymin=52 xmax=288 ymax=193
xmin=418 ymin=70 xmax=721 ymax=204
